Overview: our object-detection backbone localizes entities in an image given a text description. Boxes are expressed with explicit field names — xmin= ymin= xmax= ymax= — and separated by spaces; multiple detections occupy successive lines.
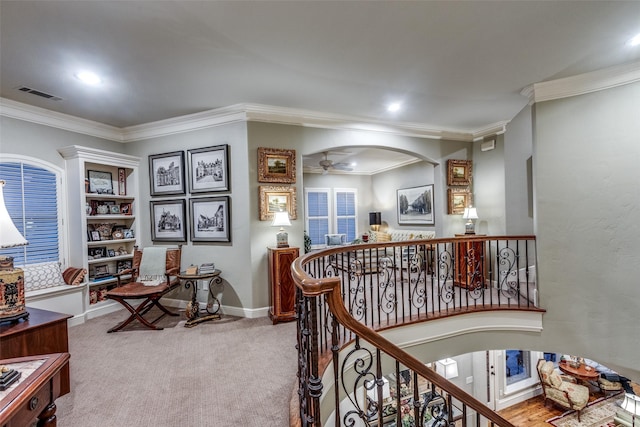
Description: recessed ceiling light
xmin=75 ymin=71 xmax=102 ymax=85
xmin=628 ymin=33 xmax=640 ymax=47
xmin=387 ymin=102 xmax=402 ymax=113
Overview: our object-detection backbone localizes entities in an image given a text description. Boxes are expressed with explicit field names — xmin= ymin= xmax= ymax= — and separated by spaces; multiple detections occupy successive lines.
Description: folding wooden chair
xmin=105 ymin=246 xmax=182 ymax=333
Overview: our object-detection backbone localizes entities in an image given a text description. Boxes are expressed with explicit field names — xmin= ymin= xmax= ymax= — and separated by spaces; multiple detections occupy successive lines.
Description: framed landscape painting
xmin=397 ymin=184 xmax=434 ymax=225
xmin=190 ymin=196 xmax=231 ymax=243
xmin=259 ymin=185 xmax=297 ymax=221
xmin=448 ymin=188 xmax=470 ymax=215
xmin=447 ymin=159 xmax=472 ymax=186
xmin=150 ymin=199 xmax=187 ymax=242
xmin=257 ymin=147 xmax=296 ymax=183
xmin=149 ymin=151 xmax=185 ymax=196
xmin=188 ymin=145 xmax=230 ymax=193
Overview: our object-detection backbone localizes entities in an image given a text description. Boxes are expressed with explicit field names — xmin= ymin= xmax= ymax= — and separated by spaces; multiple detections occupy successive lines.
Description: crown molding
xmin=523 ymin=60 xmax=640 ymax=104
xmin=0 ymin=98 xmax=124 ymax=142
xmin=121 ymin=106 xmax=248 ymax=141
xmin=2 ymin=97 xmax=512 ymax=143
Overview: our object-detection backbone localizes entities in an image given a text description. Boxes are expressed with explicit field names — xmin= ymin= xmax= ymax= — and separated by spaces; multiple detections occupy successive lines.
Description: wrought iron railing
xmin=291 ymin=235 xmax=540 ymax=427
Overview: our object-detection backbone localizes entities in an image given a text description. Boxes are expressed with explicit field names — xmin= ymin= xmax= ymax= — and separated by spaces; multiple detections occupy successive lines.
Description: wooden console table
xmin=0 ymin=352 xmax=70 ymax=427
xmin=0 ymin=307 xmax=72 ymax=395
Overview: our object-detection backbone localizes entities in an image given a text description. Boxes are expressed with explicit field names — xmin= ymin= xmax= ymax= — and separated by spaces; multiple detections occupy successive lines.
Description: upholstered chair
xmin=537 ymin=359 xmax=590 ymax=421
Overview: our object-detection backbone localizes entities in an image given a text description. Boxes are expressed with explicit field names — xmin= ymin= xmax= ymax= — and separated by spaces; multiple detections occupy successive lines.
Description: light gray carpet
xmin=57 ymin=308 xmax=297 ymax=426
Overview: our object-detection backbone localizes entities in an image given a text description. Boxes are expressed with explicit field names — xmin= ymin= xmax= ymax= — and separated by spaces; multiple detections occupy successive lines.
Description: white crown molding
xmin=121 ymin=106 xmax=248 ymax=141
xmin=0 ymin=98 xmax=124 ymax=142
xmin=523 ymin=60 xmax=640 ymax=104
xmin=57 ymin=145 xmax=140 ymax=167
xmin=2 ymin=97 xmax=513 ymax=144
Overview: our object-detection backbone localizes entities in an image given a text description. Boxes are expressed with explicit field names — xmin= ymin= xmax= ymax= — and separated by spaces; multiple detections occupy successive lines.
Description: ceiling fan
xmin=318 ymin=152 xmax=353 ymax=175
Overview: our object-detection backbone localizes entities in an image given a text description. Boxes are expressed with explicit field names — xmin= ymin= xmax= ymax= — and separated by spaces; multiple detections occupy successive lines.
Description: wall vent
xmin=17 ymin=86 xmax=63 ymax=101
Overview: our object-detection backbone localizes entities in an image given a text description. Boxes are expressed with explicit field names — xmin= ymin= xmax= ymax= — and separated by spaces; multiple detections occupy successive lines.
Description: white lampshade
xmin=271 ymin=211 xmax=291 ymax=228
xmin=462 ymin=207 xmax=478 ymax=220
xmin=0 ymin=180 xmax=28 ymax=248
xmin=436 ymin=358 xmax=459 ymax=379
xmin=621 ymin=393 xmax=640 ymax=416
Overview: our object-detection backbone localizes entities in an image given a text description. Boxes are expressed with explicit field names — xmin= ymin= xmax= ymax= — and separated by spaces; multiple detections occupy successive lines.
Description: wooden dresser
xmin=453 ymin=235 xmax=486 ymax=289
xmin=0 ymin=307 xmax=71 ymax=394
xmin=268 ymin=247 xmax=299 ymax=324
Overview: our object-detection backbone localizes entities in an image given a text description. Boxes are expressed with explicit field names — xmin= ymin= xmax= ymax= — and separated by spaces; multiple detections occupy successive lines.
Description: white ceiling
xmin=2 ymin=1 xmax=640 ymax=173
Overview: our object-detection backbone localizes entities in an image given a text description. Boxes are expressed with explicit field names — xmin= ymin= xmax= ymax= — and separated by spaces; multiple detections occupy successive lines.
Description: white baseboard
xmin=162 ymin=297 xmax=269 ymax=319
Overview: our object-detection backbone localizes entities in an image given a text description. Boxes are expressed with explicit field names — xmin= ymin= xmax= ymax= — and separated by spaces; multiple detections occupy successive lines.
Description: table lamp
xmin=462 ymin=206 xmax=478 ymax=235
xmin=621 ymin=393 xmax=640 ymax=417
xmin=436 ymin=358 xmax=459 ymax=379
xmin=0 ymin=180 xmax=30 ymax=322
xmin=369 ymin=212 xmax=382 ymax=232
xmin=272 ymin=211 xmax=291 ymax=248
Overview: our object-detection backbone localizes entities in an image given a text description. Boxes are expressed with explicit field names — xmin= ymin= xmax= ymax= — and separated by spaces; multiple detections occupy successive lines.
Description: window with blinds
xmin=305 ymin=187 xmax=357 ymax=246
xmin=0 ymin=162 xmax=61 ymax=266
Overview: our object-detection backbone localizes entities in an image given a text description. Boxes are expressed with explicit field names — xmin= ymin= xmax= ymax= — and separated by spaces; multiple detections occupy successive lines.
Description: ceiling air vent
xmin=17 ymin=86 xmax=63 ymax=101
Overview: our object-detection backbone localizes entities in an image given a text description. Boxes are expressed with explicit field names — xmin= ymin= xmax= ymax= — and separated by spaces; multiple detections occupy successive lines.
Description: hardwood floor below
xmin=498 ymin=383 xmax=639 ymax=426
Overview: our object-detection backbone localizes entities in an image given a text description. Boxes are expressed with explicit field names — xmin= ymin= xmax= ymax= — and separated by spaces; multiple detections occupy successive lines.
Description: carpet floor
xmin=56 ymin=308 xmax=297 ymax=426
xmin=547 ymin=394 xmax=623 ymax=427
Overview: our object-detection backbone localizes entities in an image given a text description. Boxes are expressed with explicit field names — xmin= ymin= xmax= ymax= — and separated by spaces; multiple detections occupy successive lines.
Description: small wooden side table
xmin=0 ymin=352 xmax=70 ymax=427
xmin=453 ymin=234 xmax=486 ymax=289
xmin=178 ymin=269 xmax=224 ymax=328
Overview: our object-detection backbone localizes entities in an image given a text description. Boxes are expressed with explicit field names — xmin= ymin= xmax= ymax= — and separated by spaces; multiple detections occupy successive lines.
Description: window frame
xmin=0 ymin=154 xmax=67 ymax=267
xmin=305 ymin=187 xmax=358 ymax=248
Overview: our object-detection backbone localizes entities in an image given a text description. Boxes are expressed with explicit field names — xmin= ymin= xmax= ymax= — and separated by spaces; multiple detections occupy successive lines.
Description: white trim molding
xmin=2 ymin=97 xmax=508 ymax=143
xmin=523 ymin=60 xmax=640 ymax=104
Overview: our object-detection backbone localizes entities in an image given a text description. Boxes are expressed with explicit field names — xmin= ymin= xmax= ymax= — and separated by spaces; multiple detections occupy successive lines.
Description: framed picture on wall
xmin=189 ymin=196 xmax=231 ymax=242
xmin=447 ymin=188 xmax=470 ymax=215
xmin=150 ymin=199 xmax=187 ymax=242
xmin=257 ymin=147 xmax=296 ymax=183
xmin=447 ymin=159 xmax=472 ymax=186
xmin=188 ymin=144 xmax=230 ymax=193
xmin=259 ymin=185 xmax=297 ymax=221
xmin=149 ymin=151 xmax=185 ymax=196
xmin=397 ymin=184 xmax=434 ymax=225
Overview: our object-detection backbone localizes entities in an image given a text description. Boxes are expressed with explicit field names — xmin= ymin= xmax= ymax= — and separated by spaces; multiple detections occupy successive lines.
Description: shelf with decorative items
xmin=58 ymin=145 xmax=140 ymax=317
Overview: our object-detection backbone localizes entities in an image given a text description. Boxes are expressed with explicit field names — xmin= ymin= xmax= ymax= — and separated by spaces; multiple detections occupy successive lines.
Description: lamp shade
xmin=365 ymin=376 xmax=391 ymax=401
xmin=462 ymin=207 xmax=478 ymax=220
xmin=0 ymin=181 xmax=28 ymax=248
xmin=436 ymin=358 xmax=459 ymax=379
xmin=621 ymin=393 xmax=640 ymax=416
xmin=369 ymin=212 xmax=382 ymax=226
xmin=271 ymin=211 xmax=291 ymax=228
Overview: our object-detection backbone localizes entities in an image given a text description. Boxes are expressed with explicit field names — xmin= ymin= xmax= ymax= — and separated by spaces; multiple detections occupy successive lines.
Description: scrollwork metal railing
xmin=292 ymin=235 xmax=540 ymax=427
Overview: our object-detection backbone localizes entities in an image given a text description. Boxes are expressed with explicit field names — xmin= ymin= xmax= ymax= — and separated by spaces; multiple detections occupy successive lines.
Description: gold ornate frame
xmin=448 ymin=188 xmax=470 ymax=215
xmin=447 ymin=159 xmax=472 ymax=186
xmin=258 ymin=147 xmax=296 ymax=183
xmin=259 ymin=185 xmax=297 ymax=221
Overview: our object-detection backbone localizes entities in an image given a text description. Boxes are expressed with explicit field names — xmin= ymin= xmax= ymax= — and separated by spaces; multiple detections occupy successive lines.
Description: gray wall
xmin=533 ymin=81 xmax=640 ymax=380
xmin=504 ymin=104 xmax=534 ymax=235
xmin=121 ymin=121 xmax=255 ymax=309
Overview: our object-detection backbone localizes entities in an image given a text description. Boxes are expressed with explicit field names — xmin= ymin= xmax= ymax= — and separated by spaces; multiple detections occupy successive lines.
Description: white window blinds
xmin=0 ymin=162 xmax=60 ymax=266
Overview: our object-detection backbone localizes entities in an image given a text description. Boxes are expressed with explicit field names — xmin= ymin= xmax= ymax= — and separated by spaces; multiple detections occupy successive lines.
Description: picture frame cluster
xmin=148 ymin=145 xmax=231 ymax=243
xmin=257 ymin=147 xmax=297 ymax=221
xmin=446 ymin=159 xmax=472 ymax=215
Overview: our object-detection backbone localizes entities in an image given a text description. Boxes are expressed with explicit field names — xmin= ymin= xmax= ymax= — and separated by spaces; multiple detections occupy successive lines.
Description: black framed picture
xmin=397 ymin=184 xmax=435 ymax=225
xmin=116 ymin=259 xmax=132 ymax=273
xmin=188 ymin=145 xmax=230 ymax=193
xmin=149 ymin=151 xmax=185 ymax=196
xmin=189 ymin=196 xmax=231 ymax=242
xmin=150 ymin=199 xmax=187 ymax=242
xmin=88 ymin=246 xmax=107 ymax=259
